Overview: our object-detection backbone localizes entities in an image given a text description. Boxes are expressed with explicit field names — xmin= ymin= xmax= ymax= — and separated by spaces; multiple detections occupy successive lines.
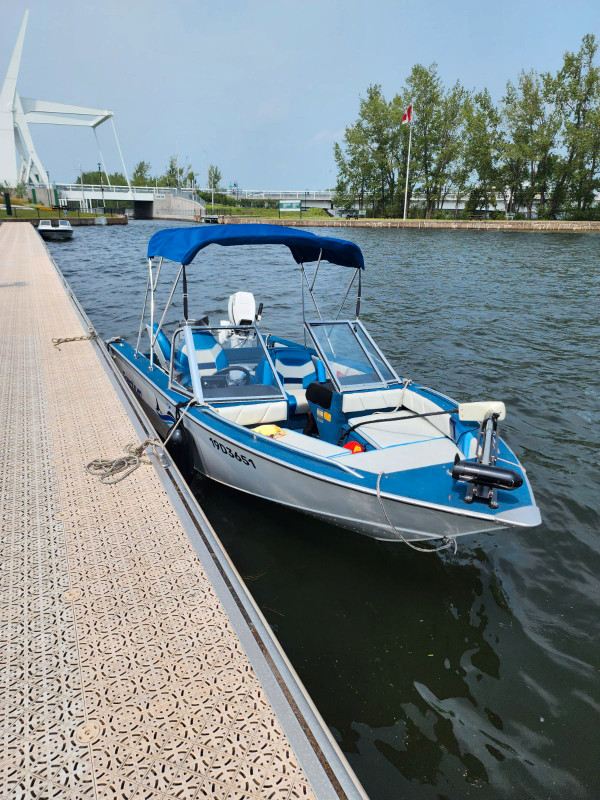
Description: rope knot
xmin=86 ymin=438 xmax=161 ymax=485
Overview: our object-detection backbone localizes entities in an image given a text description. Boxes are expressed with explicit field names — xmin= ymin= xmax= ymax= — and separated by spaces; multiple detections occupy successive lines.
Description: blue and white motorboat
xmin=108 ymin=224 xmax=541 ymax=547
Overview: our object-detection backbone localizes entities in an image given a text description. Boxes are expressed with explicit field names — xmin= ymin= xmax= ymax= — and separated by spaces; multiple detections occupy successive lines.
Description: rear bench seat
xmin=341 ymin=387 xmax=453 ymax=438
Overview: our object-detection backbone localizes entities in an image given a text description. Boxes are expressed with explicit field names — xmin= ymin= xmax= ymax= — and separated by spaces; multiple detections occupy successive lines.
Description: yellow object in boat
xmin=253 ymin=424 xmax=286 ymax=439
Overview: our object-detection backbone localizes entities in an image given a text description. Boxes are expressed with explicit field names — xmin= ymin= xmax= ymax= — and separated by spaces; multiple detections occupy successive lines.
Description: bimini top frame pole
xmin=136 ymin=256 xmax=183 ymax=371
xmin=135 ymin=259 xmax=153 ymax=359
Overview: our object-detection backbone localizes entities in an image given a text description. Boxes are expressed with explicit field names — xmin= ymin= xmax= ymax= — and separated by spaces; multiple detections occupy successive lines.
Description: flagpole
xmin=403 ymin=106 xmax=413 ymax=222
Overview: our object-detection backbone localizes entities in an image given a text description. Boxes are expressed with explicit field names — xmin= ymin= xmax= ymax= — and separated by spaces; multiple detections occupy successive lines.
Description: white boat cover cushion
xmin=341 ymin=388 xmax=404 ymax=414
xmin=348 ymin=411 xmax=444 ymax=449
xmin=269 ymin=429 xmax=343 ymax=458
xmin=213 ymin=401 xmax=288 ymax=426
xmin=335 ymin=438 xmax=461 ymax=474
xmin=401 ymin=389 xmax=453 ymax=437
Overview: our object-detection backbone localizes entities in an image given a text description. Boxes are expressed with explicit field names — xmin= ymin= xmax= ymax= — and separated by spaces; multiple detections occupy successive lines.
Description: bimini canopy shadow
xmin=147 ymin=224 xmax=365 ymax=269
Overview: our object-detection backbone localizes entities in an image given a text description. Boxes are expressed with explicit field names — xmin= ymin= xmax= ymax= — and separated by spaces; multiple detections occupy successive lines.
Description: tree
xmin=548 ymin=34 xmax=600 ymax=216
xmin=76 ymin=170 xmax=127 ymax=185
xmin=157 ymin=155 xmax=193 ymax=188
xmin=333 ymin=39 xmax=600 ymax=221
xmin=131 ymin=160 xmax=152 ymax=186
xmin=333 ymin=84 xmax=402 ymax=216
xmin=207 ymin=164 xmax=222 ymax=192
xmin=403 ymin=64 xmax=469 ymax=217
xmin=334 ymin=68 xmax=469 ymax=219
xmin=502 ymin=69 xmax=559 ymax=218
xmin=464 ymin=90 xmax=504 ymax=213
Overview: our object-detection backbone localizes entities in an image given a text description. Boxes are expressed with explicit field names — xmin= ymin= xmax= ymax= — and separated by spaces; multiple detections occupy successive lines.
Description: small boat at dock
xmin=108 ymin=224 xmax=541 ymax=547
xmin=37 ymin=219 xmax=73 ymax=241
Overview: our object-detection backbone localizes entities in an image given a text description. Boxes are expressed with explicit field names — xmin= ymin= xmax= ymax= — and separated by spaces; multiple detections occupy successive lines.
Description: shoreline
xmin=212 ymin=215 xmax=600 ymax=233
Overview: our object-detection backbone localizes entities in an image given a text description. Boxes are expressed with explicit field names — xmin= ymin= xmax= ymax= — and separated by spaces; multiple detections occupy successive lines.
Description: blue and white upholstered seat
xmin=272 ymin=348 xmax=318 ymax=414
xmin=174 ymin=330 xmax=228 ymax=385
xmin=146 ymin=323 xmax=172 ymax=369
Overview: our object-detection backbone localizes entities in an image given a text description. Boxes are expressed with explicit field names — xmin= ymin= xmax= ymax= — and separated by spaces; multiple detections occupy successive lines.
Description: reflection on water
xmin=49 ymin=221 xmax=600 ymax=800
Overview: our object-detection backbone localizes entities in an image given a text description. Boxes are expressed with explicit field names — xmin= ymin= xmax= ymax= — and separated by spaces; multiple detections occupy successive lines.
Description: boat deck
xmin=0 ymin=223 xmax=366 ymax=800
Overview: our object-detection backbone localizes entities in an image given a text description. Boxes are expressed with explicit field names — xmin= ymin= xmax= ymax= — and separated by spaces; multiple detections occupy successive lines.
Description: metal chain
xmin=376 ymin=472 xmax=457 ymax=554
xmin=52 ymin=326 xmax=97 ymax=349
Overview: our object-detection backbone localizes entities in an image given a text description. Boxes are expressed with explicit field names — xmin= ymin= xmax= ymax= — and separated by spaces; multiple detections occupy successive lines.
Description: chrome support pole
xmin=335 ymin=269 xmax=358 ymax=319
xmin=309 ymin=249 xmax=322 ymax=292
xmin=151 ymin=263 xmax=184 ymax=355
xmin=301 ymin=266 xmax=324 ymax=321
xmin=135 ymin=259 xmax=152 ymax=358
xmin=153 ymin=256 xmax=163 ymax=291
xmin=149 ymin=259 xmax=155 ymax=370
xmin=301 ymin=264 xmax=306 ymax=346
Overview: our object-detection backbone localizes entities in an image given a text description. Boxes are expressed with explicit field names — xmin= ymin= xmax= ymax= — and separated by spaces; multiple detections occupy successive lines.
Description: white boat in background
xmin=109 ymin=224 xmax=541 ymax=549
xmin=37 ymin=219 xmax=73 ymax=241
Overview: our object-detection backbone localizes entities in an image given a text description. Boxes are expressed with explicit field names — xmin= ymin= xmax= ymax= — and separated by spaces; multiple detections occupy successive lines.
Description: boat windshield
xmin=170 ymin=324 xmax=286 ymax=403
xmin=305 ymin=320 xmax=400 ymax=391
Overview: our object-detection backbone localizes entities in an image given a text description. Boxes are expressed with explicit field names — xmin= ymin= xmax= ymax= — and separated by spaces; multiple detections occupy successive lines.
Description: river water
xmin=47 ymin=220 xmax=600 ymax=800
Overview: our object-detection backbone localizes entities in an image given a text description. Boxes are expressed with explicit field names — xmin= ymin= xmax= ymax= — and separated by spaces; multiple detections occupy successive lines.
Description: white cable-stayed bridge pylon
xmin=0 ymin=10 xmax=130 ymax=191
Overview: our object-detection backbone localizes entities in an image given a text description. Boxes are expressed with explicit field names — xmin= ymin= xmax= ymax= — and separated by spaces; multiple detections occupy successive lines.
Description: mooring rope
xmin=86 ymin=397 xmax=197 ymax=485
xmin=86 ymin=439 xmax=160 ymax=485
xmin=376 ymin=471 xmax=457 ymax=554
xmin=52 ymin=327 xmax=98 ymax=349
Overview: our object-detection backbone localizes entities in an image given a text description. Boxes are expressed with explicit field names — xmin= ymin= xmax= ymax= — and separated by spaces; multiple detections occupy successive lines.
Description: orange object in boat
xmin=343 ymin=440 xmax=364 ymax=454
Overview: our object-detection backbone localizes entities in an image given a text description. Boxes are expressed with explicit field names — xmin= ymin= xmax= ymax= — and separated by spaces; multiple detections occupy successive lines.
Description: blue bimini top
xmin=147 ymin=223 xmax=365 ymax=269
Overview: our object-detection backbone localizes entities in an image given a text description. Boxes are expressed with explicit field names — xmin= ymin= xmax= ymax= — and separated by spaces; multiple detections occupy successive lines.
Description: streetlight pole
xmin=98 ymin=161 xmax=104 ymax=211
xmin=79 ymin=164 xmax=85 ymax=212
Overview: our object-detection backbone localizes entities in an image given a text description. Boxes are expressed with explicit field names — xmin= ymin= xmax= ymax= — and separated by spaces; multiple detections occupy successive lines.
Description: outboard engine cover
xmin=218 ymin=292 xmax=258 ymax=346
xmin=228 ymin=291 xmax=256 ymax=326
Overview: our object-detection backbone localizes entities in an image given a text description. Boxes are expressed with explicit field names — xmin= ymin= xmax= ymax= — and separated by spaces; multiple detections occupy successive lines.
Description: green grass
xmin=211 ymin=206 xmax=331 ymax=219
xmin=0 ymin=208 xmax=100 ymax=219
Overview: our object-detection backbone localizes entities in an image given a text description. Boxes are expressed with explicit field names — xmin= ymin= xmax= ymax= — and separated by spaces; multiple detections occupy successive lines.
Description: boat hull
xmin=38 ymin=229 xmax=73 ymax=241
xmin=112 ymin=348 xmax=514 ymax=543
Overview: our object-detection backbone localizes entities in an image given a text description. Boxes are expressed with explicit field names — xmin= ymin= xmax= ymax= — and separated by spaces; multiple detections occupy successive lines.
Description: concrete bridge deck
xmin=0 ymin=223 xmax=367 ymax=800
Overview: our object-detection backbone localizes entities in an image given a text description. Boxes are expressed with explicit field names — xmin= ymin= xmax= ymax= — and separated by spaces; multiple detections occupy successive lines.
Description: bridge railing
xmin=233 ymin=190 xmax=334 ymax=200
xmin=55 ymin=184 xmax=205 ymax=198
xmin=54 ymin=184 xmax=335 ymax=204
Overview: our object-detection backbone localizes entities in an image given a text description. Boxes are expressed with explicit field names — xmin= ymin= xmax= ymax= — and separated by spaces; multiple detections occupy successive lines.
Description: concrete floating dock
xmin=0 ymin=223 xmax=367 ymax=800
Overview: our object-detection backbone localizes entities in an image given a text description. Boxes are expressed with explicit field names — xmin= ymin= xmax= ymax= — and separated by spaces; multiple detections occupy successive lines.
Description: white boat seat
xmin=348 ymin=411 xmax=445 ymax=449
xmin=401 ymin=388 xmax=453 ymax=437
xmin=213 ymin=400 xmax=288 ymax=426
xmin=257 ymin=428 xmax=343 ymax=458
xmin=341 ymin=388 xmax=404 ymax=414
xmin=284 ymin=387 xmax=310 ymax=415
xmin=334 ymin=437 xmax=461 ymax=473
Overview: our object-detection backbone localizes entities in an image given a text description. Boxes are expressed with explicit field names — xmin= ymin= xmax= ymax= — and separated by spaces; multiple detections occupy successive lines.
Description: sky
xmin=2 ymin=0 xmax=600 ymax=189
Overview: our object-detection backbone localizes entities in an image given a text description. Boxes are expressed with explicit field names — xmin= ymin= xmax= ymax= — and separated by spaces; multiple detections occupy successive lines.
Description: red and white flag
xmin=402 ymin=104 xmax=413 ymax=124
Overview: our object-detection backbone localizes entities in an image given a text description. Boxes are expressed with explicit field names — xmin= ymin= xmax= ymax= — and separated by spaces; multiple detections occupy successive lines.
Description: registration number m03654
xmin=209 ymin=437 xmax=256 ymax=468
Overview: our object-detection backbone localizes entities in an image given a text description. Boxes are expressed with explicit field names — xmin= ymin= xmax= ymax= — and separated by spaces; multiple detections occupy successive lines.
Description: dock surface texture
xmin=0 ymin=224 xmax=365 ymax=800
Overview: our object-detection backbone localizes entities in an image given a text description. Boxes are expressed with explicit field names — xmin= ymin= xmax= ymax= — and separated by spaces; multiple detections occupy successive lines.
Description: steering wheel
xmin=214 ymin=365 xmax=252 ymax=386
